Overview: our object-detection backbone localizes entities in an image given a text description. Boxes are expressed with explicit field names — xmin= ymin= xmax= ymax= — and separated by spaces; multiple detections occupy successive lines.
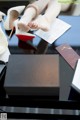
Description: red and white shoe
xmin=14 ymin=19 xmax=36 ymax=41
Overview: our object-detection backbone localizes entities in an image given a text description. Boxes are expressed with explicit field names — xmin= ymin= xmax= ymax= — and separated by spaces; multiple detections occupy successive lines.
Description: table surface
xmin=0 ymin=15 xmax=80 ymax=101
xmin=1 ymin=15 xmax=80 ymax=54
xmin=1 ymin=16 xmax=80 ymax=95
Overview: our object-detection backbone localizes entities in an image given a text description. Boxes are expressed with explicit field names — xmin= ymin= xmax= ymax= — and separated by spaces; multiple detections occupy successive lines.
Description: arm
xmin=27 ymin=0 xmax=50 ymax=16
xmin=17 ymin=0 xmax=50 ymax=32
xmin=44 ymin=0 xmax=61 ymax=24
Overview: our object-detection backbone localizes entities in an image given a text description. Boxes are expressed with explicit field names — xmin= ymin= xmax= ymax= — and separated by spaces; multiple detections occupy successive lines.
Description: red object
xmin=16 ymin=34 xmax=35 ymax=41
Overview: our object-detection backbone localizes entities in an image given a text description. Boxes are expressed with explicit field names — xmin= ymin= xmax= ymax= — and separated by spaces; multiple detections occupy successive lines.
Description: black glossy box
xmin=4 ymin=55 xmax=60 ymax=97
